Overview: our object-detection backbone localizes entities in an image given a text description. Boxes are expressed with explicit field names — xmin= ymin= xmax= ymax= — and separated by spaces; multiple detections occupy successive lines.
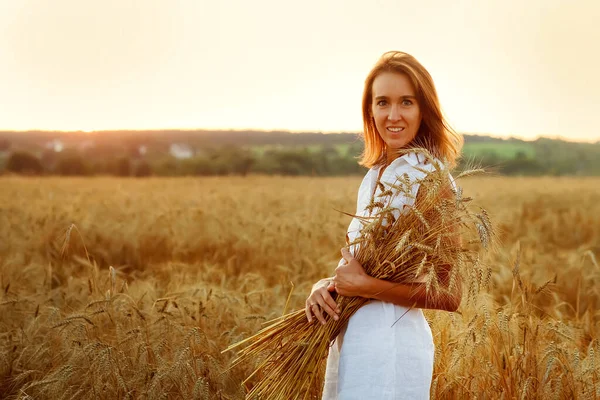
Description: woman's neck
xmin=385 ymin=143 xmax=417 ymax=166
xmin=385 ymin=147 xmax=403 ymax=166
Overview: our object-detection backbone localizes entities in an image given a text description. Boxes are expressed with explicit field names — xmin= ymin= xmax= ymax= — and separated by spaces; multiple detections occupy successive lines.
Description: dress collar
xmin=375 ymin=151 xmax=422 ymax=172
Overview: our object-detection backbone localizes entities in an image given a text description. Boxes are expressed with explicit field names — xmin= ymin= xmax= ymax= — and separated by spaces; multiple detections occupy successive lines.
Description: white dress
xmin=322 ymin=152 xmax=438 ymax=400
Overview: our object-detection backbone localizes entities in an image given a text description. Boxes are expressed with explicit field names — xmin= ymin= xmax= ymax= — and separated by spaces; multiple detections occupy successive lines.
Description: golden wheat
xmin=0 ymin=175 xmax=599 ymax=399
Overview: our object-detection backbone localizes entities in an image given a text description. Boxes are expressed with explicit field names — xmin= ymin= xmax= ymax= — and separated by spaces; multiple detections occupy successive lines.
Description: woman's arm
xmin=362 ymin=269 xmax=461 ymax=312
xmin=333 ymin=249 xmax=461 ymax=312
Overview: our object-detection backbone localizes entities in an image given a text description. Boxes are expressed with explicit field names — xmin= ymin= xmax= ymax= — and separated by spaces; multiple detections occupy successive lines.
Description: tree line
xmin=1 ymin=146 xmax=364 ymax=177
xmin=2 ymin=142 xmax=600 ymax=177
xmin=1 ymin=130 xmax=599 ymax=176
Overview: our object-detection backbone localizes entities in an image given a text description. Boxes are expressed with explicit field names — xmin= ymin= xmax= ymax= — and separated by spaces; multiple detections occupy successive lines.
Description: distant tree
xmin=133 ymin=160 xmax=152 ymax=177
xmin=115 ymin=157 xmax=131 ymax=177
xmin=154 ymin=158 xmax=179 ymax=176
xmin=0 ymin=139 xmax=10 ymax=152
xmin=231 ymin=152 xmax=255 ymax=176
xmin=199 ymin=146 xmax=256 ymax=176
xmin=89 ymin=160 xmax=110 ymax=175
xmin=6 ymin=151 xmax=44 ymax=174
xmin=55 ymin=154 xmax=88 ymax=176
xmin=188 ymin=157 xmax=215 ymax=176
xmin=329 ymin=154 xmax=365 ymax=175
xmin=320 ymin=144 xmax=339 ymax=158
xmin=501 ymin=152 xmax=544 ymax=175
xmin=272 ymin=149 xmax=316 ymax=175
xmin=347 ymin=142 xmax=364 ymax=158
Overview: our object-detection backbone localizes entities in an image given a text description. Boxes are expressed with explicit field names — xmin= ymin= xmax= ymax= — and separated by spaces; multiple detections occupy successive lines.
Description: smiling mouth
xmin=387 ymin=127 xmax=405 ymax=132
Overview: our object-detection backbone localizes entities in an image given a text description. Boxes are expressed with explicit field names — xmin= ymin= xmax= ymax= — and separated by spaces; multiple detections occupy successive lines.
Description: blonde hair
xmin=359 ymin=51 xmax=463 ymax=168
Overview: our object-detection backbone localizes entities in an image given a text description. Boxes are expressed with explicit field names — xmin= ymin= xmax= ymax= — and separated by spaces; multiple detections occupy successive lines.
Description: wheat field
xmin=1 ymin=175 xmax=599 ymax=399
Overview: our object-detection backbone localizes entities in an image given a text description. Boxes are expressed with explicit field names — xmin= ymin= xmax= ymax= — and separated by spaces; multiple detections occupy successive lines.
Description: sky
xmin=1 ymin=0 xmax=599 ymax=142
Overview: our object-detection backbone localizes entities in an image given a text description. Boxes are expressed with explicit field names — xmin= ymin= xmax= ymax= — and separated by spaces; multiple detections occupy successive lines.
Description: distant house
xmin=169 ymin=143 xmax=194 ymax=159
xmin=46 ymin=139 xmax=64 ymax=152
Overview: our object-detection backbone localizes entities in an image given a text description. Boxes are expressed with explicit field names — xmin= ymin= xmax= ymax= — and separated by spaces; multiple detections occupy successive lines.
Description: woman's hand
xmin=305 ymin=278 xmax=340 ymax=325
xmin=333 ymin=248 xmax=373 ymax=298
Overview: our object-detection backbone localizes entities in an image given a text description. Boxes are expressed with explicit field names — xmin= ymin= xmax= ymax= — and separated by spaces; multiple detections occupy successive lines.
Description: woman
xmin=305 ymin=51 xmax=463 ymax=399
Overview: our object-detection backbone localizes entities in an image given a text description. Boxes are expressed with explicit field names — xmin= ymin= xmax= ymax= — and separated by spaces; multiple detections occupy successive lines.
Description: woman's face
xmin=371 ymin=72 xmax=422 ymax=153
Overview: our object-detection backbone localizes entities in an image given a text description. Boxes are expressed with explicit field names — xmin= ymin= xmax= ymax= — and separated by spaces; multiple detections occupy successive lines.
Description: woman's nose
xmin=387 ymin=105 xmax=402 ymax=122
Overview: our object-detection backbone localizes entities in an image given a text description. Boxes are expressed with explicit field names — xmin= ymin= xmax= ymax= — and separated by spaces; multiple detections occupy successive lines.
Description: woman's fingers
xmin=311 ymin=303 xmax=327 ymax=325
xmin=305 ymin=297 xmax=328 ymax=324
xmin=305 ymin=302 xmax=313 ymax=323
xmin=316 ymin=296 xmax=338 ymax=321
xmin=305 ymin=280 xmax=342 ymax=324
xmin=341 ymin=247 xmax=353 ymax=263
xmin=320 ymin=288 xmax=341 ymax=315
xmin=327 ymin=280 xmax=336 ymax=292
xmin=305 ymin=300 xmax=339 ymax=325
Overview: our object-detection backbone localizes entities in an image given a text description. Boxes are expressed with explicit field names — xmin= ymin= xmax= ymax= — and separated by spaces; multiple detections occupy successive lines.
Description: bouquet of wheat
xmin=224 ymin=149 xmax=493 ymax=400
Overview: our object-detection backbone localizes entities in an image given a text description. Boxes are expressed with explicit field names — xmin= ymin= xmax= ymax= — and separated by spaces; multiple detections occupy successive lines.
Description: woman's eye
xmin=377 ymin=100 xmax=387 ymax=106
xmin=402 ymin=99 xmax=413 ymax=106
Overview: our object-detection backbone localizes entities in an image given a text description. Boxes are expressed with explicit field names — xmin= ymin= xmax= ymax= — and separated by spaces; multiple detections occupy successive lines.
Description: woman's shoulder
xmin=358 ymin=166 xmax=379 ymax=187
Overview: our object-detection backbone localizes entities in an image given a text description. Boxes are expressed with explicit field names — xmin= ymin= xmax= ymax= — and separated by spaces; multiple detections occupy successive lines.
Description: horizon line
xmin=0 ymin=128 xmax=597 ymax=144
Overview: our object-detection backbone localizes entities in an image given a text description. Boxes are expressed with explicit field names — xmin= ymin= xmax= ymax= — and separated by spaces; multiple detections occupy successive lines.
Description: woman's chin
xmin=385 ymin=141 xmax=411 ymax=151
